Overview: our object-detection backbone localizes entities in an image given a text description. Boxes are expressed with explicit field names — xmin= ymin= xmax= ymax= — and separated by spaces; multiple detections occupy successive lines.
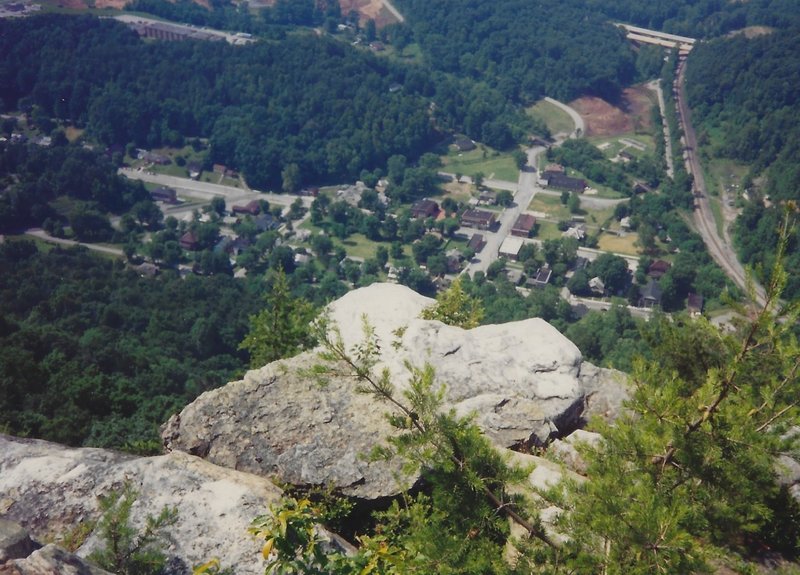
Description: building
xmin=511 ymin=214 xmax=537 ymax=238
xmin=545 ymin=173 xmax=586 ymax=193
xmin=498 ymin=236 xmax=525 ymax=261
xmin=179 ymin=231 xmax=200 ymax=251
xmin=410 ymin=199 xmax=440 ymax=219
xmin=460 ymin=209 xmax=496 ymax=230
xmin=150 ymin=186 xmax=177 ymax=203
xmin=253 ymin=213 xmax=280 ymax=232
xmin=647 ymin=260 xmax=671 ymax=279
xmin=454 ymin=136 xmax=476 ymax=152
xmin=589 ymin=276 xmax=605 ymax=296
xmin=639 ymin=279 xmax=663 ymax=308
xmin=687 ymin=293 xmax=704 ymax=316
xmin=445 ymin=249 xmax=464 ymax=274
xmin=527 ymin=267 xmax=552 ymax=289
xmin=467 ymin=233 xmax=486 ymax=253
xmin=562 ymin=224 xmax=587 ymax=241
xmin=232 ymin=200 xmax=261 ymax=216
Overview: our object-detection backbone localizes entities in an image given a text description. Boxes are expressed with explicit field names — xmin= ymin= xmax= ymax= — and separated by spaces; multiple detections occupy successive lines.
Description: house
xmin=687 ymin=293 xmax=704 ymax=316
xmin=410 ymin=199 xmax=440 ymax=219
xmin=546 ymin=173 xmax=586 ymax=193
xmin=633 ymin=181 xmax=654 ymax=195
xmin=511 ymin=214 xmax=537 ymax=238
xmin=619 ymin=216 xmax=632 ymax=230
xmin=647 ymin=260 xmax=671 ymax=279
xmin=138 ymin=150 xmax=170 ymax=165
xmin=232 ymin=200 xmax=261 ymax=216
xmin=454 ymin=136 xmax=476 ymax=152
xmin=467 ymin=233 xmax=486 ymax=253
xmin=527 ymin=266 xmax=552 ymax=289
xmin=562 ymin=224 xmax=587 ymax=241
xmin=213 ymin=164 xmax=228 ymax=174
xmin=179 ymin=231 xmax=200 ymax=251
xmin=445 ymin=249 xmax=463 ymax=274
xmin=478 ymin=190 xmax=497 ymax=206
xmin=460 ymin=209 xmax=496 ymax=230
xmin=132 ymin=262 xmax=159 ymax=277
xmin=187 ymin=162 xmax=202 ymax=179
xmin=150 ymin=186 xmax=177 ymax=203
xmin=498 ymin=236 xmax=525 ymax=261
xmin=639 ymin=279 xmax=663 ymax=308
xmin=588 ymin=276 xmax=605 ymax=296
xmin=253 ymin=213 xmax=279 ymax=232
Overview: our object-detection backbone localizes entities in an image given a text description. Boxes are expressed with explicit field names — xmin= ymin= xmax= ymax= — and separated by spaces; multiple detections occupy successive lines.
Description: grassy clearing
xmin=64 ymin=126 xmax=84 ymax=142
xmin=708 ymin=196 xmax=725 ymax=237
xmin=528 ymin=194 xmax=570 ymax=220
xmin=597 ymin=232 xmax=640 ymax=255
xmin=441 ymin=181 xmax=475 ymax=204
xmin=536 ymin=221 xmax=562 ymax=241
xmin=526 ymin=100 xmax=575 ymax=136
xmin=442 ymin=146 xmax=519 ymax=182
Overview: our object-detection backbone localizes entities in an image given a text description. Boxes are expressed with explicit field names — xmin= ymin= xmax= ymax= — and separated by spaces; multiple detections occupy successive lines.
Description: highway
xmin=674 ymin=59 xmax=766 ymax=305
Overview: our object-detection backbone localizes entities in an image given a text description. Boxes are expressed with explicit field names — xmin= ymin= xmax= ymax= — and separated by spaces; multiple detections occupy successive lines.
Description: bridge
xmin=616 ymin=23 xmax=696 ymax=55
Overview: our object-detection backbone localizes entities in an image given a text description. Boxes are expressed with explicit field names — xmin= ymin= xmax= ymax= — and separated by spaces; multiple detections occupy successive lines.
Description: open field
xmin=528 ymin=194 xmax=571 ymax=221
xmin=526 ymin=100 xmax=575 ymax=136
xmin=441 ymin=146 xmax=519 ymax=182
xmin=597 ymin=232 xmax=639 ymax=255
xmin=569 ymin=84 xmax=657 ymax=138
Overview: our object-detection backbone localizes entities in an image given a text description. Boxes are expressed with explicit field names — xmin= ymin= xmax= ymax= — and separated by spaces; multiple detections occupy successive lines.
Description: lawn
xmin=442 ymin=146 xmax=519 ymax=183
xmin=526 ymin=100 xmax=575 ymax=136
xmin=528 ymin=194 xmax=570 ymax=220
xmin=536 ymin=221 xmax=563 ymax=241
xmin=597 ymin=232 xmax=640 ymax=255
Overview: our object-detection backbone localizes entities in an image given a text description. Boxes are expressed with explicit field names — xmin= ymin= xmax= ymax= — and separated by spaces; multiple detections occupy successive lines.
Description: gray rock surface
xmin=0 ymin=520 xmax=38 ymax=563
xmin=0 ymin=544 xmax=112 ymax=575
xmin=0 ymin=435 xmax=282 ymax=575
xmin=163 ymin=283 xmax=623 ymax=499
xmin=0 ymin=544 xmax=111 ymax=575
xmin=548 ymin=430 xmax=603 ymax=476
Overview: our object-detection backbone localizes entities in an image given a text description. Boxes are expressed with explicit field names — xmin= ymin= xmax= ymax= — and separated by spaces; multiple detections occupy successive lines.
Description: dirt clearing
xmin=569 ymin=84 xmax=657 ymax=138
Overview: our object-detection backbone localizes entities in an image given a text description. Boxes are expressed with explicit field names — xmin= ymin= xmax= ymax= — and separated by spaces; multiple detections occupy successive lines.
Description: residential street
xmin=24 ymin=228 xmax=125 ymax=256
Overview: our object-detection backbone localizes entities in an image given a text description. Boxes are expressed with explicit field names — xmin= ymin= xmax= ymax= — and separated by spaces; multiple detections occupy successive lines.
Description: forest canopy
xmin=0 ymin=15 xmax=531 ymax=188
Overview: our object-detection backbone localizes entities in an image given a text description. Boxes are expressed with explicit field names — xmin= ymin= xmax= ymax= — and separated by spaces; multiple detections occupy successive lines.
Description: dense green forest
xmin=685 ymin=27 xmax=800 ymax=299
xmin=0 ymin=141 xmax=153 ymax=235
xmin=391 ymin=0 xmax=636 ymax=103
xmin=0 ymin=241 xmax=257 ymax=449
xmin=0 ymin=15 xmax=532 ymax=188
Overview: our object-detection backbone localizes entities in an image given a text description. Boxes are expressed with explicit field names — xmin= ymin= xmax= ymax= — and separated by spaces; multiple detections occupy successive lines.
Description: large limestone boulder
xmin=0 ymin=435 xmax=282 ymax=575
xmin=163 ymin=283 xmax=623 ymax=500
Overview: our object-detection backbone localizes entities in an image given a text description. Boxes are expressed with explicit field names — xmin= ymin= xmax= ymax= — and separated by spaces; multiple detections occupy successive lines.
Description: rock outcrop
xmin=163 ymin=283 xmax=624 ymax=499
xmin=0 ymin=435 xmax=282 ymax=575
xmin=0 ymin=542 xmax=113 ymax=575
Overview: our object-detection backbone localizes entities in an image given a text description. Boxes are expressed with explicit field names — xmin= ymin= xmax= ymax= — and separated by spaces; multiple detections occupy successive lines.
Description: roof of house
xmin=648 ymin=260 xmax=672 ymax=276
xmin=641 ymin=279 xmax=663 ymax=301
xmin=410 ymin=198 xmax=440 ymax=218
xmin=467 ymin=233 xmax=485 ymax=250
xmin=687 ymin=292 xmax=704 ymax=311
xmin=534 ymin=267 xmax=552 ymax=284
xmin=547 ymin=173 xmax=586 ymax=191
xmin=461 ymin=209 xmax=496 ymax=226
xmin=512 ymin=214 xmax=537 ymax=232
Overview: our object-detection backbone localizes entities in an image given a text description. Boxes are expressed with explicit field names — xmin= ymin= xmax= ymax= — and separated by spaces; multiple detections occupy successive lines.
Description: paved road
xmin=120 ymin=169 xmax=309 ymax=208
xmin=675 ymin=59 xmax=766 ymax=305
xmin=544 ymin=97 xmax=585 ymax=138
xmin=25 ymin=228 xmax=125 ymax=256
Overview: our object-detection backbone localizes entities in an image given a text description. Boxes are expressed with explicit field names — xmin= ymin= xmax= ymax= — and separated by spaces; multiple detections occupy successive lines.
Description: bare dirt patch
xmin=569 ymin=85 xmax=657 ymax=138
xmin=338 ymin=0 xmax=399 ymax=27
xmin=94 ymin=0 xmax=128 ymax=8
